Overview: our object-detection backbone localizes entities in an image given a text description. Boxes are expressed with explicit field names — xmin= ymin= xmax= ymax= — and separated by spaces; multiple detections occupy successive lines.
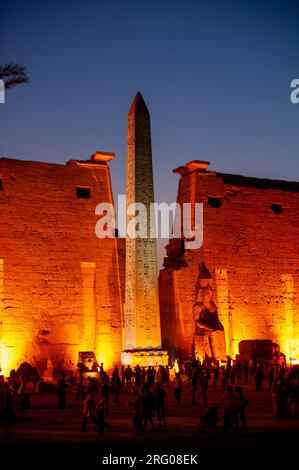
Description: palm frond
xmin=4 ymin=76 xmax=30 ymax=89
xmin=0 ymin=63 xmax=27 ymax=78
xmin=0 ymin=63 xmax=29 ymax=90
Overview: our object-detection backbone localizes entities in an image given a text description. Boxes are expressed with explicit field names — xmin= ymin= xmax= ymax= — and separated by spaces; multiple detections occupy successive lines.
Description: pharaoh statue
xmin=193 ymin=262 xmax=226 ymax=361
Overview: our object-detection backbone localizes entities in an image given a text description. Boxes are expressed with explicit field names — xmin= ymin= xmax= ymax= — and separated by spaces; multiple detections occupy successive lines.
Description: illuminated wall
xmin=0 ymin=156 xmax=125 ymax=375
xmin=160 ymin=161 xmax=299 ymax=362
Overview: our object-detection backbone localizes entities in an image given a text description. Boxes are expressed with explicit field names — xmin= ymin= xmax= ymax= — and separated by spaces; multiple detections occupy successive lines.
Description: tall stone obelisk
xmin=122 ymin=92 xmax=168 ymax=366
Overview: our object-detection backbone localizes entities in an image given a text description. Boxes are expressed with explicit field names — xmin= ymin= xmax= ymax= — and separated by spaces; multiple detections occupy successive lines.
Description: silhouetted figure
xmin=130 ymin=388 xmax=143 ymax=434
xmin=199 ymin=407 xmax=219 ymax=432
xmin=255 ymin=365 xmax=264 ymax=391
xmin=95 ymin=391 xmax=111 ymax=432
xmin=212 ymin=365 xmax=219 ymax=390
xmin=191 ymin=369 xmax=198 ymax=405
xmin=142 ymin=384 xmax=156 ymax=431
xmin=112 ymin=366 xmax=121 ymax=404
xmin=235 ymin=385 xmax=248 ymax=430
xmin=219 ymin=385 xmax=239 ymax=431
xmin=268 ymin=367 xmax=275 ymax=390
xmin=100 ymin=372 xmax=110 ymax=411
xmin=243 ymin=361 xmax=249 ymax=383
xmin=57 ymin=373 xmax=67 ymax=409
xmin=155 ymin=382 xmax=166 ymax=426
xmin=134 ymin=365 xmax=141 ymax=388
xmin=220 ymin=366 xmax=226 ymax=391
xmin=172 ymin=373 xmax=182 ymax=405
xmin=200 ymin=374 xmax=208 ymax=406
xmin=0 ymin=381 xmax=11 ymax=438
xmin=124 ymin=366 xmax=133 ymax=388
xmin=80 ymin=389 xmax=100 ymax=432
xmin=76 ymin=374 xmax=85 ymax=400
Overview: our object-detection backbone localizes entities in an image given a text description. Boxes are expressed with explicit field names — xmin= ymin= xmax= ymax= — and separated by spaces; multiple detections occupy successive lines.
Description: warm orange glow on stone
xmin=0 ymin=157 xmax=125 ymax=376
xmin=160 ymin=161 xmax=299 ymax=363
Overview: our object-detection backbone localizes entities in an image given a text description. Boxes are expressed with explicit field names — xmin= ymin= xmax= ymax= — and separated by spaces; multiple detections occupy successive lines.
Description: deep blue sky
xmin=1 ymin=0 xmax=299 ymax=264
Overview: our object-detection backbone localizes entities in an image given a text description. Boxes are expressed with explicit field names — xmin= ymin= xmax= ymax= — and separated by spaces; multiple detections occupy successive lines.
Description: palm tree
xmin=0 ymin=63 xmax=29 ymax=89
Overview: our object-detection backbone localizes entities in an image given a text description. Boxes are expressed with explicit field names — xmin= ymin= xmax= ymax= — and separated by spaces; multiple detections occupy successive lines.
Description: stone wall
xmin=160 ymin=161 xmax=299 ymax=362
xmin=0 ymin=157 xmax=125 ymax=375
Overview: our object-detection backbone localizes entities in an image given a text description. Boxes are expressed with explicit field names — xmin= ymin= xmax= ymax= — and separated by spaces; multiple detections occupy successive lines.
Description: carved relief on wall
xmin=193 ymin=262 xmax=226 ymax=360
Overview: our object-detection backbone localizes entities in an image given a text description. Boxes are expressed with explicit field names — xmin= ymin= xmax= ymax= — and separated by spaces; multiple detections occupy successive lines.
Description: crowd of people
xmin=1 ymin=357 xmax=299 ymax=438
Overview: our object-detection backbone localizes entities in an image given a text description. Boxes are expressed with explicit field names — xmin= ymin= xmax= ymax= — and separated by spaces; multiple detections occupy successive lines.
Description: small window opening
xmin=270 ymin=203 xmax=283 ymax=214
xmin=76 ymin=187 xmax=91 ymax=199
xmin=0 ymin=179 xmax=3 ymax=191
xmin=208 ymin=197 xmax=222 ymax=208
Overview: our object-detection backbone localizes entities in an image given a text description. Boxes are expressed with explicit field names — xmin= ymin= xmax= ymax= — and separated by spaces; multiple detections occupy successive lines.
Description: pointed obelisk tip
xmin=128 ymin=91 xmax=149 ymax=115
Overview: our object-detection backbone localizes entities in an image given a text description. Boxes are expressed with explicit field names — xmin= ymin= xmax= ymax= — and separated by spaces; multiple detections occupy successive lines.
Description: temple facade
xmin=160 ymin=160 xmax=299 ymax=364
xmin=0 ymin=154 xmax=125 ymax=375
xmin=1 ymin=96 xmax=299 ymax=377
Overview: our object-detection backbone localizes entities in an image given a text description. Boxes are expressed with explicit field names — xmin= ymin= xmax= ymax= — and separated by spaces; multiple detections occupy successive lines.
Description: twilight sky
xmin=1 ymin=0 xmax=299 ymax=265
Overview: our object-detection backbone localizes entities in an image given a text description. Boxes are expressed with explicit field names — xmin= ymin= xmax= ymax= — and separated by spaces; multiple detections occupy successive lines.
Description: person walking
xmin=172 ymin=373 xmax=183 ymax=405
xmin=76 ymin=373 xmax=86 ymax=400
xmin=155 ymin=381 xmax=166 ymax=427
xmin=191 ymin=368 xmax=198 ymax=405
xmin=235 ymin=385 xmax=248 ymax=431
xmin=199 ymin=373 xmax=208 ymax=406
xmin=130 ymin=388 xmax=143 ymax=434
xmin=218 ymin=385 xmax=239 ymax=432
xmin=95 ymin=390 xmax=112 ymax=432
xmin=112 ymin=366 xmax=121 ymax=404
xmin=0 ymin=381 xmax=11 ymax=439
xmin=80 ymin=388 xmax=100 ymax=432
xmin=57 ymin=372 xmax=68 ymax=409
xmin=142 ymin=384 xmax=156 ymax=431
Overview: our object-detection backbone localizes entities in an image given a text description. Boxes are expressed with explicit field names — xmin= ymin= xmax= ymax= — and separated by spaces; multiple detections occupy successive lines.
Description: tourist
xmin=121 ymin=365 xmax=125 ymax=388
xmin=235 ymin=361 xmax=243 ymax=382
xmin=218 ymin=385 xmax=239 ymax=431
xmin=17 ymin=377 xmax=30 ymax=414
xmin=172 ymin=372 xmax=183 ymax=405
xmin=155 ymin=366 xmax=164 ymax=384
xmin=95 ymin=390 xmax=111 ymax=432
xmin=235 ymin=385 xmax=248 ymax=431
xmin=141 ymin=367 xmax=146 ymax=386
xmin=243 ymin=361 xmax=249 ymax=383
xmin=220 ymin=366 xmax=227 ymax=391
xmin=134 ymin=364 xmax=141 ymax=388
xmin=80 ymin=388 xmax=100 ymax=432
xmin=212 ymin=364 xmax=219 ymax=390
xmin=255 ymin=364 xmax=264 ymax=391
xmin=271 ymin=378 xmax=279 ymax=416
xmin=190 ymin=368 xmax=198 ymax=405
xmin=99 ymin=362 xmax=105 ymax=377
xmin=76 ymin=373 xmax=86 ymax=400
xmin=199 ymin=373 xmax=208 ymax=406
xmin=100 ymin=371 xmax=110 ymax=411
xmin=142 ymin=384 xmax=156 ymax=431
xmin=57 ymin=372 xmax=68 ymax=409
xmin=146 ymin=366 xmax=155 ymax=385
xmin=229 ymin=366 xmax=236 ymax=385
xmin=155 ymin=381 xmax=166 ymax=427
xmin=164 ymin=366 xmax=170 ymax=386
xmin=268 ymin=366 xmax=275 ymax=390
xmin=124 ymin=365 xmax=133 ymax=388
xmin=129 ymin=388 xmax=143 ymax=434
xmin=112 ymin=366 xmax=121 ymax=404
xmin=0 ymin=381 xmax=11 ymax=439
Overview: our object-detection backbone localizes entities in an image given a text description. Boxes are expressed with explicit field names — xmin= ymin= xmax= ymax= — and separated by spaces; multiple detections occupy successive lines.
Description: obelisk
xmin=122 ymin=92 xmax=167 ymax=366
